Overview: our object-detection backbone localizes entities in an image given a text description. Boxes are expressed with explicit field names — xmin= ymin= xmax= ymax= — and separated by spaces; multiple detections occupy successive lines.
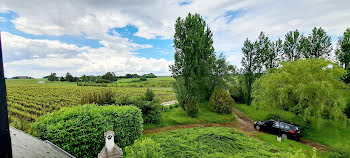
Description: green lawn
xmin=144 ymin=102 xmax=235 ymax=129
xmin=234 ymin=103 xmax=350 ymax=157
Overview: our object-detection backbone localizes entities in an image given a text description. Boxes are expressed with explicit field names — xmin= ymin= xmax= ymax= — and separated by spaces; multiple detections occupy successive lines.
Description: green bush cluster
xmin=115 ymin=90 xmax=162 ymax=124
xmin=80 ymin=89 xmax=115 ymax=105
xmin=145 ymin=89 xmax=155 ymax=101
xmin=140 ymin=76 xmax=147 ymax=81
xmin=185 ymin=99 xmax=198 ymax=118
xmin=125 ymin=138 xmax=163 ymax=158
xmin=32 ymin=104 xmax=143 ymax=158
xmin=209 ymin=87 xmax=234 ymax=114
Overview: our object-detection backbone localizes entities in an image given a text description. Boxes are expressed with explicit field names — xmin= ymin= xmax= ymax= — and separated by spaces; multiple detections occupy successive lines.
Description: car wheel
xmin=282 ymin=134 xmax=287 ymax=139
xmin=255 ymin=125 xmax=260 ymax=131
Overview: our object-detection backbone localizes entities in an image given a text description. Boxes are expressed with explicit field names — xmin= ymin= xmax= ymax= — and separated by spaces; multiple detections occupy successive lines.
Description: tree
xmin=170 ymin=13 xmax=231 ymax=106
xmin=48 ymin=73 xmax=57 ymax=81
xmin=266 ymin=38 xmax=283 ymax=69
xmin=283 ymin=30 xmax=303 ymax=61
xmin=253 ymin=59 xmax=347 ymax=121
xmin=255 ymin=32 xmax=271 ymax=71
xmin=102 ymin=72 xmax=116 ymax=82
xmin=65 ymin=72 xmax=74 ymax=82
xmin=81 ymin=75 xmax=89 ymax=82
xmin=302 ymin=27 xmax=332 ymax=59
xmin=335 ymin=28 xmax=350 ymax=83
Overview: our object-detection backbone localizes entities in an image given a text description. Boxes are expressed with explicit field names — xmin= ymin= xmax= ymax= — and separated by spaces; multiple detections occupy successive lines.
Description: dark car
xmin=254 ymin=120 xmax=301 ymax=140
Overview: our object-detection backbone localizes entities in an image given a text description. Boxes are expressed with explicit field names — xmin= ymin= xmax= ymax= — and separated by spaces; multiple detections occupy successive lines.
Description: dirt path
xmin=148 ymin=102 xmax=329 ymax=151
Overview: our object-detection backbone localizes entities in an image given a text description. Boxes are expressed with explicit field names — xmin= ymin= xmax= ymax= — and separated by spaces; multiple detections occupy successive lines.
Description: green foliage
xmin=283 ymin=29 xmax=303 ymax=61
xmin=125 ymin=138 xmax=163 ymax=158
xmin=253 ymin=59 xmax=347 ymax=121
xmin=336 ymin=28 xmax=350 ymax=83
xmin=115 ymin=96 xmax=162 ymax=124
xmin=185 ymin=99 xmax=198 ymax=118
xmin=146 ymin=127 xmax=296 ymax=157
xmin=140 ymin=76 xmax=147 ymax=81
xmin=32 ymin=104 xmax=143 ymax=158
xmin=48 ymin=73 xmax=58 ymax=81
xmin=301 ymin=27 xmax=332 ymax=59
xmin=170 ymin=13 xmax=231 ymax=103
xmin=209 ymin=87 xmax=234 ymax=114
xmin=102 ymin=72 xmax=117 ymax=82
xmin=229 ymin=76 xmax=245 ymax=103
xmin=80 ymin=89 xmax=115 ymax=105
xmin=145 ymin=89 xmax=155 ymax=101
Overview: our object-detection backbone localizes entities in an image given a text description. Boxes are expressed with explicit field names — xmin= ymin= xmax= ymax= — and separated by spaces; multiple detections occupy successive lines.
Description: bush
xmin=185 ymin=99 xmax=198 ymax=118
xmin=80 ymin=89 xmax=115 ymax=105
xmin=209 ymin=87 xmax=234 ymax=114
xmin=32 ymin=104 xmax=143 ymax=158
xmin=116 ymin=96 xmax=162 ymax=124
xmin=145 ymin=89 xmax=155 ymax=101
xmin=140 ymin=76 xmax=147 ymax=81
xmin=125 ymin=138 xmax=163 ymax=158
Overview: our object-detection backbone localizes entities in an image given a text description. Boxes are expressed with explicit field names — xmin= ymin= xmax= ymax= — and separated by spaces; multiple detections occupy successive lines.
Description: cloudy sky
xmin=1 ymin=0 xmax=350 ymax=78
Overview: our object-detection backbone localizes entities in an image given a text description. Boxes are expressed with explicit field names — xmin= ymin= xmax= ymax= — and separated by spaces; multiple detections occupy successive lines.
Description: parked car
xmin=254 ymin=120 xmax=301 ymax=140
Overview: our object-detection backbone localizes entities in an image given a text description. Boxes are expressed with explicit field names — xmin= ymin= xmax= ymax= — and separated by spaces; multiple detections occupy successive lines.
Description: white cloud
xmin=1 ymin=0 xmax=350 ymax=77
xmin=2 ymin=32 xmax=173 ymax=78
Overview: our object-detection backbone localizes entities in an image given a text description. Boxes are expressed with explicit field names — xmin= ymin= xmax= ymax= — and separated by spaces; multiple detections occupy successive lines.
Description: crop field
xmin=6 ymin=78 xmax=175 ymax=124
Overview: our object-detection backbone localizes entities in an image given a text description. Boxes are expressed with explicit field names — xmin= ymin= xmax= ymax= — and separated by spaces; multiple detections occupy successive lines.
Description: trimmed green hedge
xmin=32 ymin=104 xmax=143 ymax=158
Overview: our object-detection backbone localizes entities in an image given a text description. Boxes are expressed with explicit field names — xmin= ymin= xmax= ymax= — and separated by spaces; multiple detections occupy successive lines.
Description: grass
xmin=234 ymin=103 xmax=350 ymax=157
xmin=116 ymin=77 xmax=174 ymax=87
xmin=144 ymin=102 xmax=235 ymax=129
xmin=138 ymin=127 xmax=309 ymax=157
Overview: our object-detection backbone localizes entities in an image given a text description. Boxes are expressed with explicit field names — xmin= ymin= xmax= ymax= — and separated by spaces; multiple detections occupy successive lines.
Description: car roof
xmin=267 ymin=120 xmax=298 ymax=127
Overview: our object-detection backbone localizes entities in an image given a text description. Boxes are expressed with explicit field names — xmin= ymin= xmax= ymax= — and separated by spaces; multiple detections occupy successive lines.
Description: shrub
xmin=209 ymin=87 xmax=234 ymax=114
xmin=32 ymin=104 xmax=143 ymax=158
xmin=145 ymin=89 xmax=155 ymax=101
xmin=125 ymin=138 xmax=163 ymax=158
xmin=185 ymin=99 xmax=198 ymax=118
xmin=140 ymin=76 xmax=147 ymax=81
xmin=116 ymin=96 xmax=162 ymax=124
xmin=80 ymin=89 xmax=115 ymax=105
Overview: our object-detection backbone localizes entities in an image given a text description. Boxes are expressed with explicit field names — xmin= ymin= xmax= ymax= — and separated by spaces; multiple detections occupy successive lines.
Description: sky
xmin=0 ymin=0 xmax=350 ymax=78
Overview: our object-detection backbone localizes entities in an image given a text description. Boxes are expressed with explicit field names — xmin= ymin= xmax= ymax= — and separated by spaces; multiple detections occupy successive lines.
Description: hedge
xmin=32 ymin=104 xmax=143 ymax=158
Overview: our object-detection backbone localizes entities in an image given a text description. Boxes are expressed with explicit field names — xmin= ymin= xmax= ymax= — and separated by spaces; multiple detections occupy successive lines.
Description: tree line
xmin=45 ymin=72 xmax=157 ymax=83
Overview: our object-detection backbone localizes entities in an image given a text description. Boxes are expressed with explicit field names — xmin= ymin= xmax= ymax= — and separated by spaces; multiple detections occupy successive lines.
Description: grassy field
xmin=144 ymin=102 xmax=235 ymax=129
xmin=234 ymin=103 xmax=350 ymax=157
xmin=6 ymin=78 xmax=175 ymax=130
xmin=136 ymin=127 xmax=315 ymax=157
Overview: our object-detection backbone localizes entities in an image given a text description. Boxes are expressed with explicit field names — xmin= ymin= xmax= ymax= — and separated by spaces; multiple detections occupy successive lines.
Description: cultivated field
xmin=6 ymin=77 xmax=175 ymax=124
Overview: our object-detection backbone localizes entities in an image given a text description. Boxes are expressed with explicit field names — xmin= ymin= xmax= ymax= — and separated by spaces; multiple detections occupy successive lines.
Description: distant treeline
xmin=44 ymin=72 xmax=157 ymax=83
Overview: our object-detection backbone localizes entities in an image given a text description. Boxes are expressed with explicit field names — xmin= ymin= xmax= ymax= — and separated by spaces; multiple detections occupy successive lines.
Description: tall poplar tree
xmin=283 ymin=30 xmax=303 ymax=61
xmin=170 ymin=13 xmax=230 ymax=107
xmin=241 ymin=39 xmax=259 ymax=105
xmin=302 ymin=27 xmax=332 ymax=58
xmin=336 ymin=28 xmax=350 ymax=83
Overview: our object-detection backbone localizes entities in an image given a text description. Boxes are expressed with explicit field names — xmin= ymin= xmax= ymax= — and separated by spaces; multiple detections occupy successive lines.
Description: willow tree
xmin=253 ymin=59 xmax=347 ymax=121
xmin=170 ymin=13 xmax=230 ymax=108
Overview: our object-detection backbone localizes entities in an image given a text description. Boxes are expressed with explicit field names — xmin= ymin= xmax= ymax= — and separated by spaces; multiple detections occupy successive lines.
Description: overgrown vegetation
xmin=137 ymin=127 xmax=312 ymax=157
xmin=125 ymin=138 xmax=163 ymax=158
xmin=209 ymin=87 xmax=234 ymax=114
xmin=32 ymin=104 xmax=143 ymax=158
xmin=115 ymin=89 xmax=163 ymax=124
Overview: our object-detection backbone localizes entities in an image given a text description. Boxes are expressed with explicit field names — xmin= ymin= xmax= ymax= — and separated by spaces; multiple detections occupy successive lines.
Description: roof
xmin=10 ymin=127 xmax=75 ymax=158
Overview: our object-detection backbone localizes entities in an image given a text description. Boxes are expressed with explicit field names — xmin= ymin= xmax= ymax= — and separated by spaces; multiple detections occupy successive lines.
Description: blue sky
xmin=0 ymin=0 xmax=349 ymax=78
